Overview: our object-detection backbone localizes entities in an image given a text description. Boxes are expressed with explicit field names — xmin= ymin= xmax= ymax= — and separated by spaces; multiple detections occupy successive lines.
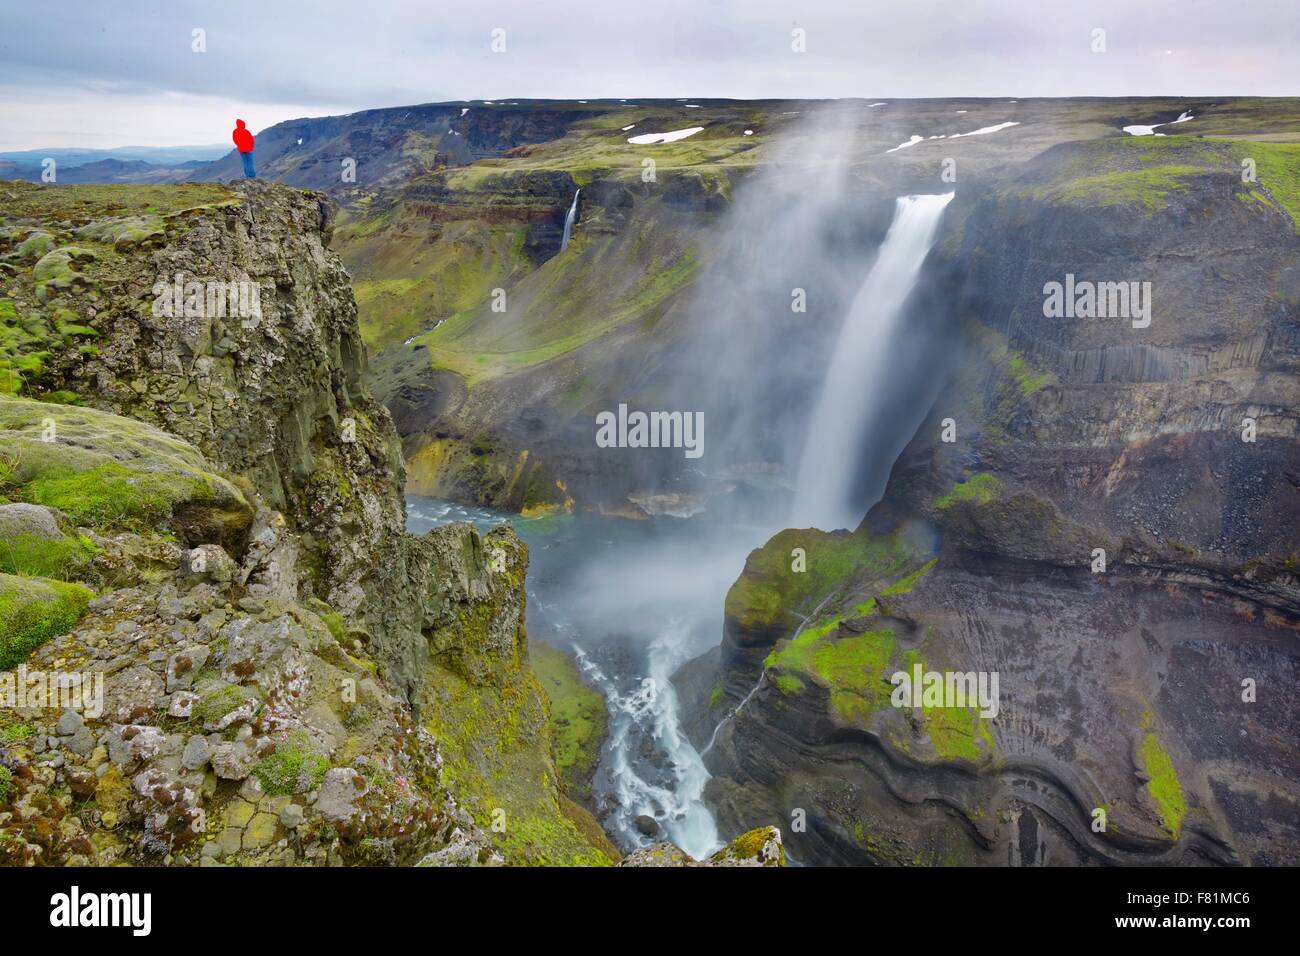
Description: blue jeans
xmin=240 ymin=152 xmax=256 ymax=178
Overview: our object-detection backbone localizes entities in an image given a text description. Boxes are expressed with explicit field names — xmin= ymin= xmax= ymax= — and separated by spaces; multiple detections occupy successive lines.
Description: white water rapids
xmin=572 ymin=632 xmax=718 ymax=856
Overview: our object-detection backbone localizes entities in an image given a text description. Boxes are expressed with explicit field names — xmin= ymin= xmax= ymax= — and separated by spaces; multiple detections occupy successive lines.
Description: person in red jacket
xmin=232 ymin=119 xmax=256 ymax=178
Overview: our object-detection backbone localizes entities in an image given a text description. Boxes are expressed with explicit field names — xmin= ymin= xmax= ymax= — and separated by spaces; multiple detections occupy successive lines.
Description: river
xmin=407 ymin=496 xmax=771 ymax=858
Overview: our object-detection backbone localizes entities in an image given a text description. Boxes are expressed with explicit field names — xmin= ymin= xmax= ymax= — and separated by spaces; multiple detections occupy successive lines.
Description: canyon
xmin=2 ymin=94 xmax=1298 ymax=866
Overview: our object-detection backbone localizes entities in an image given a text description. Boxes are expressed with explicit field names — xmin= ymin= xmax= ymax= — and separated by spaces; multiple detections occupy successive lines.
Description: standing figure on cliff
xmin=232 ymin=119 xmax=256 ymax=178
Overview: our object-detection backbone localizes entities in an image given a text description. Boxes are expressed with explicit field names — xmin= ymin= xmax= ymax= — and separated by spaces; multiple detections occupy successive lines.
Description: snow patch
xmin=886 ymin=135 xmax=924 ymax=153
xmin=627 ymin=126 xmax=705 ymax=145
xmin=950 ymin=121 xmax=1019 ymax=138
xmin=887 ymin=121 xmax=1018 ymax=154
xmin=1123 ymin=111 xmax=1194 ymax=137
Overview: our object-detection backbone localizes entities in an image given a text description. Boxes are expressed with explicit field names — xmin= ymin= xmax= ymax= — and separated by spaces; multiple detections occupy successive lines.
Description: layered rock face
xmin=0 ymin=181 xmax=609 ymax=866
xmin=694 ymin=135 xmax=1300 ymax=866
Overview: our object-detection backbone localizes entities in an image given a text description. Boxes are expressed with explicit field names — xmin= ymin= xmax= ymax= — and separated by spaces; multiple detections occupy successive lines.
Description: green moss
xmin=924 ymin=706 xmax=985 ymax=760
xmin=24 ymin=462 xmax=214 ymax=532
xmin=850 ymin=596 xmax=878 ymax=616
xmin=0 ymin=181 xmax=235 ymax=222
xmin=0 ymin=765 xmax=10 ymax=805
xmin=252 ymin=734 xmax=330 ymax=795
xmin=708 ymin=683 xmax=725 ymax=709
xmin=0 ymin=572 xmax=94 ymax=669
xmin=422 ymin=245 xmax=700 ymax=388
xmin=1238 ymin=142 xmax=1300 ymax=232
xmin=774 ymin=673 xmax=805 ymax=695
xmin=422 ymin=658 xmax=614 ymax=865
xmin=37 ymin=390 xmax=84 ymax=406
xmin=419 ymin=538 xmax=614 ymax=866
xmin=193 ymin=682 xmax=259 ymax=726
xmin=935 ymin=473 xmax=1002 ymax=510
xmin=880 ymin=559 xmax=937 ymax=596
xmin=529 ymin=641 xmax=607 ymax=804
xmin=73 ymin=215 xmax=166 ymax=248
xmin=727 ymin=527 xmax=914 ymax=634
xmin=1050 ymin=164 xmax=1203 ymax=210
xmin=710 ymin=826 xmax=783 ymax=864
xmin=0 ymin=532 xmax=98 ymax=581
xmin=1006 ymin=352 xmax=1053 ymax=397
xmin=0 ymin=721 xmax=34 ymax=743
xmin=900 ymin=650 xmax=997 ymax=762
xmin=319 ymin=611 xmax=346 ymax=643
xmin=0 ymin=395 xmax=252 ymax=543
xmin=15 ymin=232 xmax=56 ymax=260
xmin=32 ymin=246 xmax=99 ymax=301
xmin=0 ymin=300 xmax=56 ymax=396
xmin=765 ymin=615 xmax=897 ymax=723
xmin=1139 ymin=731 xmax=1186 ymax=838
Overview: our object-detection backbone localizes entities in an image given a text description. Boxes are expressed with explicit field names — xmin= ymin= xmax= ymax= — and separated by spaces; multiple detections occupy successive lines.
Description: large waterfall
xmin=790 ymin=192 xmax=955 ymax=531
xmin=560 ymin=188 xmax=580 ymax=251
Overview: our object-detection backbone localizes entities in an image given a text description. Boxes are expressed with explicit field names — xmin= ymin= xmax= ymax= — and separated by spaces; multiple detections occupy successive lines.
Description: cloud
xmin=1 ymin=0 xmax=1296 ymax=148
xmin=0 ymin=86 xmax=352 ymax=151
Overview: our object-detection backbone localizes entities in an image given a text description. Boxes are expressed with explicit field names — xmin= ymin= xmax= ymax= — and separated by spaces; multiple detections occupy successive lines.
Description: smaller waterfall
xmin=560 ymin=188 xmax=581 ymax=251
xmin=700 ymin=673 xmax=765 ymax=757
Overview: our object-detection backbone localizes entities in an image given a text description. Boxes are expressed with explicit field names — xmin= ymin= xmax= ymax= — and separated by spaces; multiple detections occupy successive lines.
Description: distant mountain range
xmin=0 ymin=145 xmax=227 ymax=186
xmin=0 ymin=144 xmax=227 ymax=166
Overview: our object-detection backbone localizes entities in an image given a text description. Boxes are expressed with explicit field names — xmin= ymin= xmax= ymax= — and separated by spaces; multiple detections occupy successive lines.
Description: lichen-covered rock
xmin=0 ymin=181 xmax=404 ymax=654
xmin=618 ymin=827 xmax=785 ymax=867
xmin=0 ymin=182 xmax=606 ymax=868
xmin=0 ymin=570 xmax=501 ymax=866
xmin=0 ymin=503 xmax=62 ymax=541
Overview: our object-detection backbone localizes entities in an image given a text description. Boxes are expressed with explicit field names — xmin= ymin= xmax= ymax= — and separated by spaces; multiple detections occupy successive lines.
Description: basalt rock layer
xmin=692 ymin=130 xmax=1300 ymax=866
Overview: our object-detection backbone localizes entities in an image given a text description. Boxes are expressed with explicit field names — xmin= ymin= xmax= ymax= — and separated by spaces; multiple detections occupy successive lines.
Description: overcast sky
xmin=1 ymin=0 xmax=1296 ymax=150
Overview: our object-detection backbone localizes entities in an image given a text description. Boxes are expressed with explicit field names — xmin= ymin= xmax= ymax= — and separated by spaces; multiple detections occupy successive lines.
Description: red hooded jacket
xmin=233 ymin=119 xmax=254 ymax=153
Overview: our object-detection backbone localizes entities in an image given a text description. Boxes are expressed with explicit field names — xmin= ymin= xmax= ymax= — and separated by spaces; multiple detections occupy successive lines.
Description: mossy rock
xmin=0 ymin=530 xmax=97 ymax=581
xmin=0 ymin=395 xmax=253 ymax=549
xmin=0 ymin=571 xmax=94 ymax=669
xmin=725 ymin=527 xmax=915 ymax=641
xmin=15 ymin=232 xmax=56 ymax=261
xmin=32 ymin=246 xmax=97 ymax=300
xmin=74 ymin=215 xmax=166 ymax=249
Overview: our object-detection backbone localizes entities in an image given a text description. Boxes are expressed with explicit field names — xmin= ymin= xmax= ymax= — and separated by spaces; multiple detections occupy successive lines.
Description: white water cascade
xmin=573 ymin=625 xmax=720 ymax=859
xmin=790 ymin=192 xmax=955 ymax=531
xmin=560 ymin=188 xmax=581 ymax=251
